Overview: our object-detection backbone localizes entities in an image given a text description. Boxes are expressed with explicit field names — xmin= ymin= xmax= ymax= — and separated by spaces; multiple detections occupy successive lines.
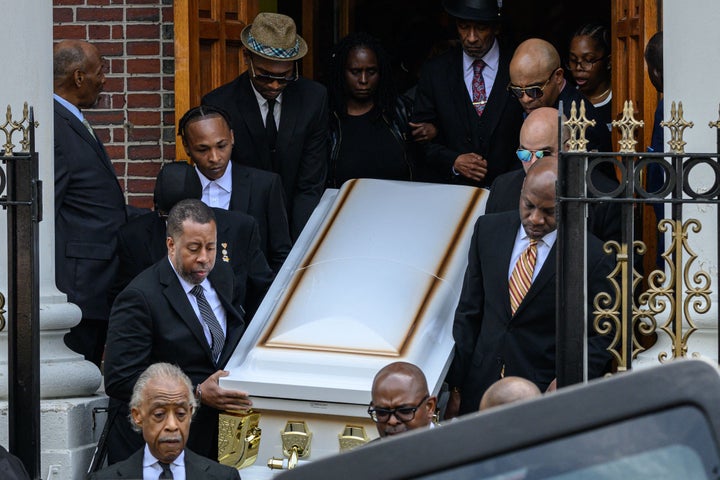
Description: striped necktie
xmin=509 ymin=239 xmax=538 ymax=315
xmin=190 ymin=285 xmax=225 ymax=362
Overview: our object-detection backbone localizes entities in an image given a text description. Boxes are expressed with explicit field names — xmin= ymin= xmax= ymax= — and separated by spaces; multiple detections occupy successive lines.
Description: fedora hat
xmin=241 ymin=12 xmax=308 ymax=61
xmin=442 ymin=0 xmax=501 ymax=22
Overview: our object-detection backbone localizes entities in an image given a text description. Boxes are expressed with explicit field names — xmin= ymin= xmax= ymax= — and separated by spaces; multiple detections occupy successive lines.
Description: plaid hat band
xmin=247 ymin=33 xmax=300 ymax=59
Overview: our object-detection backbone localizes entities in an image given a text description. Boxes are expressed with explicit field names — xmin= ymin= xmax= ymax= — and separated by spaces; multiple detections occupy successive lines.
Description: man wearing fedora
xmin=412 ymin=0 xmax=524 ymax=187
xmin=203 ymin=12 xmax=328 ymax=241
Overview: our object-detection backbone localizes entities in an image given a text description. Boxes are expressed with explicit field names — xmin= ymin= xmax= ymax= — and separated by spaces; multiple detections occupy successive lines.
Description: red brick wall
xmin=53 ymin=0 xmax=175 ymax=209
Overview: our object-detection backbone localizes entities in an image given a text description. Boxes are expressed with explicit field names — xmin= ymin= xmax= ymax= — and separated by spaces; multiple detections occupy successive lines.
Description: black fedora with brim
xmin=442 ymin=0 xmax=501 ymax=22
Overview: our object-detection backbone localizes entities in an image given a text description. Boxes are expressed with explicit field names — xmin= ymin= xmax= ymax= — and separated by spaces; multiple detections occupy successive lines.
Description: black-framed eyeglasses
xmin=508 ymin=67 xmax=560 ymax=100
xmin=566 ymin=57 xmax=607 ymax=71
xmin=367 ymin=395 xmax=429 ymax=423
xmin=516 ymin=148 xmax=553 ymax=162
xmin=248 ymin=56 xmax=298 ymax=84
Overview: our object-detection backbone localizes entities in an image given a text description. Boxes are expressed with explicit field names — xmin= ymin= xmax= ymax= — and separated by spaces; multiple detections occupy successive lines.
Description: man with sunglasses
xmin=508 ymin=38 xmax=612 ymax=156
xmin=411 ymin=0 xmax=524 ymax=187
xmin=486 ymin=107 xmax=621 ymax=244
xmin=202 ymin=12 xmax=328 ymax=241
xmin=368 ymin=362 xmax=438 ymax=438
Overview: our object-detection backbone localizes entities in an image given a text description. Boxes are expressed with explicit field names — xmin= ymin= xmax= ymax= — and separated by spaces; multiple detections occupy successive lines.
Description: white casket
xmin=219 ymin=179 xmax=488 ymax=478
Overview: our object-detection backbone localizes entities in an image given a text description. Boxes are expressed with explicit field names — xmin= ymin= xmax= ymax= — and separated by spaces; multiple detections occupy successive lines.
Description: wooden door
xmin=174 ymin=0 xmax=259 ymax=160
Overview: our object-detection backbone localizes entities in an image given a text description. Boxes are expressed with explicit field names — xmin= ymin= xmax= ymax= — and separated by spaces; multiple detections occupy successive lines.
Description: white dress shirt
xmin=142 ymin=444 xmax=186 ymax=480
xmin=507 ymin=226 xmax=557 ymax=282
xmin=197 ymin=160 xmax=233 ymax=210
xmin=462 ymin=38 xmax=500 ymax=102
xmin=250 ymin=80 xmax=282 ymax=128
xmin=168 ymin=258 xmax=228 ymax=347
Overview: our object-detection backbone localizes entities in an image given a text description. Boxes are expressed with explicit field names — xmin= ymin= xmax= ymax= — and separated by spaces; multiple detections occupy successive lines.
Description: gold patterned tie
xmin=508 ymin=239 xmax=538 ymax=315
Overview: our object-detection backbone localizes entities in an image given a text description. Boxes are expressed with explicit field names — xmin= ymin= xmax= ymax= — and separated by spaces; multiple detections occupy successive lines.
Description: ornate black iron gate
xmin=557 ymin=100 xmax=720 ymax=387
xmin=1 ymin=103 xmax=42 ymax=479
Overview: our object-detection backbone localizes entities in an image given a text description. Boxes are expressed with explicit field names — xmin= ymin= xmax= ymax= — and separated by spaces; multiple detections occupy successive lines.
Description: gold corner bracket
xmin=338 ymin=424 xmax=370 ymax=452
xmin=565 ymin=99 xmax=596 ymax=152
xmin=1 ymin=102 xmax=39 ymax=155
xmin=268 ymin=420 xmax=312 ymax=471
xmin=660 ymin=101 xmax=694 ymax=154
xmin=218 ymin=409 xmax=262 ymax=470
xmin=612 ymin=100 xmax=644 ymax=153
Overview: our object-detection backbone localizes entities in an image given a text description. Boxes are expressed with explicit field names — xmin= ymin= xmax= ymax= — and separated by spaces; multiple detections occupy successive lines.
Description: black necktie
xmin=159 ymin=462 xmax=174 ymax=479
xmin=266 ymin=99 xmax=278 ymax=170
xmin=190 ymin=285 xmax=225 ymax=362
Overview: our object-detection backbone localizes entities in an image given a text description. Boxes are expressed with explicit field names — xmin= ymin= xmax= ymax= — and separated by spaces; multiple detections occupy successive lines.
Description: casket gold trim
xmin=217 ymin=409 xmax=262 ymax=469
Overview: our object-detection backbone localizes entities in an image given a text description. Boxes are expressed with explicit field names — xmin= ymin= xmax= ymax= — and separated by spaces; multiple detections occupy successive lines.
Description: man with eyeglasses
xmin=445 ymin=158 xmax=614 ymax=417
xmin=202 ymin=12 xmax=328 ymax=241
xmin=368 ymin=362 xmax=438 ymax=438
xmin=411 ymin=0 xmax=524 ymax=187
xmin=486 ymin=107 xmax=621 ymax=243
xmin=508 ymin=38 xmax=612 ymax=156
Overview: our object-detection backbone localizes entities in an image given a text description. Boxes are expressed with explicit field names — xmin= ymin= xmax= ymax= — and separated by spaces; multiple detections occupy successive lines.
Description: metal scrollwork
xmin=611 ymin=100 xmax=644 ymax=153
xmin=637 ymin=219 xmax=711 ymax=362
xmin=565 ymin=100 xmax=596 ymax=152
xmin=593 ymin=241 xmax=650 ymax=371
xmin=709 ymin=106 xmax=720 ymax=130
xmin=0 ymin=102 xmax=38 ymax=155
xmin=660 ymin=101 xmax=694 ymax=154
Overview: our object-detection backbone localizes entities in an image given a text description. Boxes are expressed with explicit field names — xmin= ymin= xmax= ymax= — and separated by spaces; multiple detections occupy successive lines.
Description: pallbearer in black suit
xmin=90 ymin=363 xmax=240 ymax=479
xmin=53 ymin=40 xmax=127 ymax=366
xmin=105 ymin=199 xmax=253 ymax=464
xmin=202 ymin=12 xmax=328 ymax=240
xmin=178 ymin=105 xmax=291 ymax=272
xmin=113 ymin=162 xmax=274 ymax=319
xmin=445 ymin=158 xmax=614 ymax=417
xmin=411 ymin=0 xmax=524 ymax=186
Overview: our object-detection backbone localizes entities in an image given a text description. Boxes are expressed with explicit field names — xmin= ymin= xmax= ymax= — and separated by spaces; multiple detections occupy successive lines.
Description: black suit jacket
xmin=54 ymin=99 xmax=127 ymax=320
xmin=229 ymin=164 xmax=291 ymax=272
xmin=105 ymin=259 xmax=246 ymax=460
xmin=486 ymin=168 xmax=622 ymax=243
xmin=202 ymin=73 xmax=329 ymax=239
xmin=446 ymin=212 xmax=613 ymax=413
xmin=113 ymin=208 xmax=274 ymax=318
xmin=89 ymin=447 xmax=240 ymax=479
xmin=412 ymin=43 xmax=525 ymax=187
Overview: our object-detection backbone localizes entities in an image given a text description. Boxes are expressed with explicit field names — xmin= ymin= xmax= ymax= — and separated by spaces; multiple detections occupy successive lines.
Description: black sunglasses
xmin=367 ymin=395 xmax=429 ymax=423
xmin=508 ymin=67 xmax=560 ymax=100
xmin=248 ymin=56 xmax=298 ymax=84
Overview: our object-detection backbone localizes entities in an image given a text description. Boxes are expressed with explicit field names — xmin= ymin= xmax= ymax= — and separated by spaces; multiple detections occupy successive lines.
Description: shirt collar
xmin=516 ymin=225 xmax=558 ymax=249
xmin=142 ymin=443 xmax=185 ymax=468
xmin=463 ymin=38 xmax=500 ymax=74
xmin=53 ymin=93 xmax=84 ymax=123
xmin=196 ymin=160 xmax=233 ymax=193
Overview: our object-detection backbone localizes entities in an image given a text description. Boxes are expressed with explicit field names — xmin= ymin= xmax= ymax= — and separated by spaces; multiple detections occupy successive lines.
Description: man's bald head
xmin=479 ymin=376 xmax=542 ymax=411
xmin=509 ymin=39 xmax=565 ymax=114
xmin=370 ymin=362 xmax=437 ymax=437
xmin=518 ymin=107 xmax=560 ymax=172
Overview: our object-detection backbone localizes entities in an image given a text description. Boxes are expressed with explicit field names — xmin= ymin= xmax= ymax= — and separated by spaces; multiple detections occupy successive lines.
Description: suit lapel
xmin=209 ymin=265 xmax=246 ymax=368
xmin=276 ymin=82 xmax=299 ymax=163
xmin=158 ymin=260 xmax=217 ymax=366
xmin=237 ymin=75 xmax=273 ymax=170
xmin=114 ymin=448 xmax=144 ymax=477
xmin=495 ymin=216 xmax=521 ymax=320
xmin=447 ymin=50 xmax=478 ymax=137
xmin=229 ymin=163 xmax=252 ymax=212
xmin=184 ymin=450 xmax=211 ymax=477
xmin=477 ymin=44 xmax=512 ymax=143
xmin=55 ymin=100 xmax=116 ymax=176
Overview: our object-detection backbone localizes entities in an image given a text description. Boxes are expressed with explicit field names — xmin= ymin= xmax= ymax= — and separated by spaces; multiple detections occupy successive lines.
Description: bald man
xmin=54 ymin=40 xmax=127 ymax=366
xmin=368 ymin=362 xmax=437 ymax=438
xmin=479 ymin=376 xmax=542 ymax=411
xmin=486 ymin=107 xmax=621 ymax=243
xmin=508 ymin=38 xmax=611 ymax=155
xmin=445 ymin=158 xmax=614 ymax=416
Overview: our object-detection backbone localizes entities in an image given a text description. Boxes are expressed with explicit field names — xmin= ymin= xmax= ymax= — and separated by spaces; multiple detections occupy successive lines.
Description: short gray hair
xmin=128 ymin=363 xmax=197 ymax=431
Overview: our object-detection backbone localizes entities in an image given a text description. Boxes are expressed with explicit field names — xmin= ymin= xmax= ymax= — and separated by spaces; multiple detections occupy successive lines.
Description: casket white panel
xmin=222 ymin=179 xmax=488 ymax=407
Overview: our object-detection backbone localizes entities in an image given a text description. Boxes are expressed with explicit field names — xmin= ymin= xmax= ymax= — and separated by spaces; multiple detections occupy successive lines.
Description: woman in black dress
xmin=327 ymin=32 xmax=415 ymax=188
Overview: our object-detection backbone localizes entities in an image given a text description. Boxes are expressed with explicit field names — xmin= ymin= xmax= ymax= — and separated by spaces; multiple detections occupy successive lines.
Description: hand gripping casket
xmin=218 ymin=179 xmax=488 ymax=478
